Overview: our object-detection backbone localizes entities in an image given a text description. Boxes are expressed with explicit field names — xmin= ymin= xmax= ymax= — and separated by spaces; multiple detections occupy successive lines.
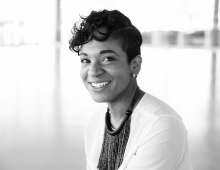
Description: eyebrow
xmin=79 ymin=52 xmax=88 ymax=56
xmin=79 ymin=50 xmax=119 ymax=56
xmin=99 ymin=50 xmax=118 ymax=56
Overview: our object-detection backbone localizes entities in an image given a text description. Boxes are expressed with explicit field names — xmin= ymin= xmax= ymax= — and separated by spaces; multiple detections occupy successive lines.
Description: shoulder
xmin=84 ymin=108 xmax=106 ymax=165
xmin=124 ymin=94 xmax=190 ymax=170
xmin=84 ymin=108 xmax=106 ymax=143
xmin=84 ymin=108 xmax=106 ymax=148
xmin=85 ymin=108 xmax=106 ymax=131
xmin=130 ymin=93 xmax=186 ymax=143
xmin=135 ymin=92 xmax=182 ymax=121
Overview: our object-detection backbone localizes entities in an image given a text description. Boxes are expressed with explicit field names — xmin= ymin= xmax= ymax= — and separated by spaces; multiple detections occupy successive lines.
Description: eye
xmin=81 ymin=59 xmax=90 ymax=64
xmin=102 ymin=56 xmax=115 ymax=62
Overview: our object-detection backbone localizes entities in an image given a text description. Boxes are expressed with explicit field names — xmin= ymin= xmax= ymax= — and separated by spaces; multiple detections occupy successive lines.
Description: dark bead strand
xmin=97 ymin=87 xmax=142 ymax=170
xmin=105 ymin=87 xmax=141 ymax=136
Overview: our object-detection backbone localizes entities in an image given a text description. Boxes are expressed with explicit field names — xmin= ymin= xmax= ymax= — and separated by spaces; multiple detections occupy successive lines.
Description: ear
xmin=130 ymin=55 xmax=142 ymax=77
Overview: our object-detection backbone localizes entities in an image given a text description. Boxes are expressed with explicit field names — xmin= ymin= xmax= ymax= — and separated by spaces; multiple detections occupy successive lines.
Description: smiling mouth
xmin=90 ymin=81 xmax=111 ymax=89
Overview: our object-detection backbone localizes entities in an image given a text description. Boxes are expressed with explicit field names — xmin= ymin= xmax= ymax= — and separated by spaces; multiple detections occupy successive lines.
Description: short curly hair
xmin=69 ymin=9 xmax=142 ymax=63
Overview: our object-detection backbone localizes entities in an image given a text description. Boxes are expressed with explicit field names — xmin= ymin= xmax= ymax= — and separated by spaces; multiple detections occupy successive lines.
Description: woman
xmin=69 ymin=9 xmax=193 ymax=170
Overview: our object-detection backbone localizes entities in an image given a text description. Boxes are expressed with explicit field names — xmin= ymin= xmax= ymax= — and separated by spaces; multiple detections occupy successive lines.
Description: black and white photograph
xmin=0 ymin=0 xmax=219 ymax=170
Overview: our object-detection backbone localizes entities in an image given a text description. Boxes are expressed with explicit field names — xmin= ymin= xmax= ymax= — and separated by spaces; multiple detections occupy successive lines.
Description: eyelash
xmin=102 ymin=56 xmax=115 ymax=62
xmin=80 ymin=56 xmax=115 ymax=64
xmin=81 ymin=59 xmax=90 ymax=63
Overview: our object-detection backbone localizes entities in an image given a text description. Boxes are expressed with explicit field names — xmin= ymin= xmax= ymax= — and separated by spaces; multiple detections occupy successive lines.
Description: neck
xmin=107 ymin=82 xmax=139 ymax=129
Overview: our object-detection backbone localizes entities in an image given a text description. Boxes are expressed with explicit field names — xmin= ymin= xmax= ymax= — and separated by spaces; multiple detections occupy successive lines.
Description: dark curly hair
xmin=69 ymin=9 xmax=142 ymax=63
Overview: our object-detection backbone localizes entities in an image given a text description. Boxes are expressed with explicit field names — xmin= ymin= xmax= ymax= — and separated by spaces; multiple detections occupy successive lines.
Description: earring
xmin=133 ymin=73 xmax=137 ymax=78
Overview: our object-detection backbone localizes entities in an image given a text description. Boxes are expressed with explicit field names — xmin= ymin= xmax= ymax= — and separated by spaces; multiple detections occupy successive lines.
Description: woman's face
xmin=79 ymin=38 xmax=135 ymax=103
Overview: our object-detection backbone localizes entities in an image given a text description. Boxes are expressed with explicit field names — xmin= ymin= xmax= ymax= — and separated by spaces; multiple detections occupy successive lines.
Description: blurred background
xmin=0 ymin=0 xmax=219 ymax=169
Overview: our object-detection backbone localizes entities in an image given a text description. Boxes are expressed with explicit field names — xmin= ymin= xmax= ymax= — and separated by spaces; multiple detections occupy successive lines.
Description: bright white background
xmin=0 ymin=0 xmax=219 ymax=170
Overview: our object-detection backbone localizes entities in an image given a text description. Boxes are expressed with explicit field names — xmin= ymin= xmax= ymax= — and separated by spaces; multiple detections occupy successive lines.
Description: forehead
xmin=80 ymin=38 xmax=124 ymax=56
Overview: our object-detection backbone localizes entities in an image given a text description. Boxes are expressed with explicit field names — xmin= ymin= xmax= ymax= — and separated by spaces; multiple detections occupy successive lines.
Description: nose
xmin=88 ymin=63 xmax=104 ymax=77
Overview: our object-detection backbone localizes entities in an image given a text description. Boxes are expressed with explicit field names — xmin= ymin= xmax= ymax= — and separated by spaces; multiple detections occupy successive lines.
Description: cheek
xmin=80 ymin=68 xmax=87 ymax=81
xmin=113 ymin=66 xmax=131 ymax=81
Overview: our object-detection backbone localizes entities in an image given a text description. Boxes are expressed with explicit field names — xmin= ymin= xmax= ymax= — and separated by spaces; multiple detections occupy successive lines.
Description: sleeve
xmin=85 ymin=116 xmax=93 ymax=170
xmin=126 ymin=116 xmax=186 ymax=170
xmin=86 ymin=159 xmax=91 ymax=170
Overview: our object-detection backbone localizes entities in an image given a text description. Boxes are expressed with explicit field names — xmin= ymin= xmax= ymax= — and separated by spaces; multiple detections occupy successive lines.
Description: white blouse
xmin=84 ymin=93 xmax=193 ymax=170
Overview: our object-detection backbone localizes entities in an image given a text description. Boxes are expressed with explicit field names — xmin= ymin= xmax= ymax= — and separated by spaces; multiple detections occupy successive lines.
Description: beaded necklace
xmin=97 ymin=86 xmax=142 ymax=170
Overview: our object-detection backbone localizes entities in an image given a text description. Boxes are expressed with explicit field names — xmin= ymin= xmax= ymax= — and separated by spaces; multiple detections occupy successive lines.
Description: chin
xmin=90 ymin=93 xmax=111 ymax=103
xmin=91 ymin=96 xmax=107 ymax=103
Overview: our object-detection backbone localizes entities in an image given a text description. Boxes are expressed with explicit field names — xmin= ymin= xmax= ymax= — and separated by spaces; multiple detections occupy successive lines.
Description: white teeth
xmin=91 ymin=82 xmax=110 ymax=88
